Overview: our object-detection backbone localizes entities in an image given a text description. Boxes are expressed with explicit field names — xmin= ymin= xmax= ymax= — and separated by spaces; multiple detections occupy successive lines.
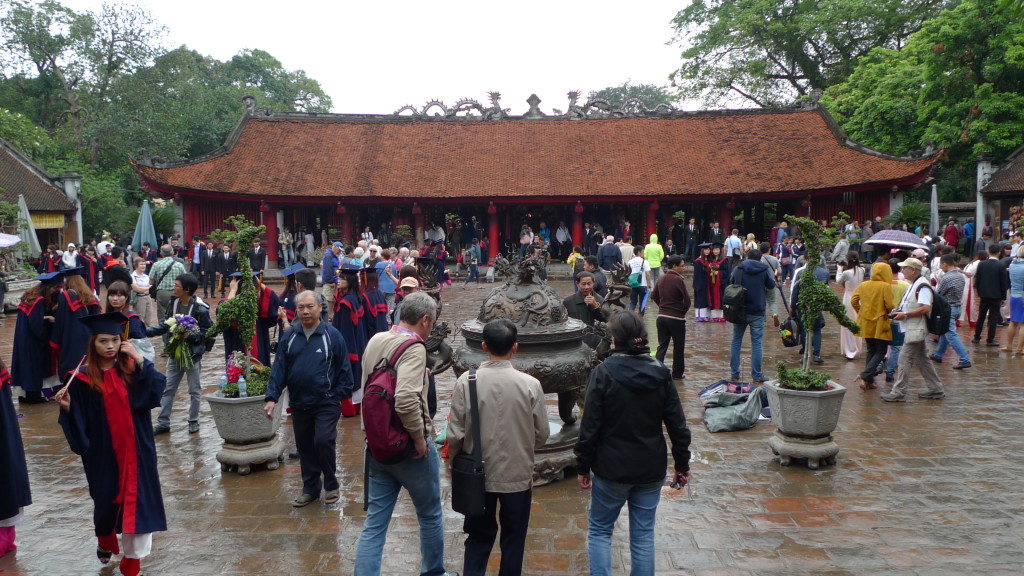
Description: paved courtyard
xmin=1 ymin=269 xmax=1023 ymax=575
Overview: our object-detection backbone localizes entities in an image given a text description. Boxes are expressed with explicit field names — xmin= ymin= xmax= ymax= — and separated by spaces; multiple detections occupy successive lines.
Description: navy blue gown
xmin=0 ymin=361 xmax=31 ymax=522
xmin=11 ymin=297 xmax=54 ymax=395
xmin=51 ymin=290 xmax=100 ymax=379
xmin=333 ymin=292 xmax=368 ymax=387
xmin=58 ymin=360 xmax=167 ymax=537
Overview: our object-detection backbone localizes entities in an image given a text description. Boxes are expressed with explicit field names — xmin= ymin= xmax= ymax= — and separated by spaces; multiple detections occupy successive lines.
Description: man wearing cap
xmin=322 ymin=242 xmax=343 ymax=320
xmin=882 ymin=258 xmax=945 ymax=402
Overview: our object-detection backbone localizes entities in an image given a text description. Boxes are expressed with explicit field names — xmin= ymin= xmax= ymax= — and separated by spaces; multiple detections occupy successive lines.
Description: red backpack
xmin=363 ymin=338 xmax=425 ymax=464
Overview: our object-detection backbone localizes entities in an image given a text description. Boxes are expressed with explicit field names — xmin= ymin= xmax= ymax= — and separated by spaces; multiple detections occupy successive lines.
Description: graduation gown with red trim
xmin=77 ymin=254 xmax=100 ymax=294
xmin=1 ymin=361 xmax=32 ymax=521
xmin=693 ymin=258 xmax=709 ymax=309
xmin=333 ymin=292 xmax=368 ymax=386
xmin=221 ymin=286 xmax=280 ymax=366
xmin=58 ymin=360 xmax=167 ymax=536
xmin=363 ymin=290 xmax=389 ymax=337
xmin=11 ymin=297 xmax=54 ymax=393
xmin=706 ymin=257 xmax=731 ymax=310
xmin=124 ymin=313 xmax=148 ymax=340
xmin=279 ymin=287 xmax=297 ymax=323
xmin=50 ymin=290 xmax=101 ymax=378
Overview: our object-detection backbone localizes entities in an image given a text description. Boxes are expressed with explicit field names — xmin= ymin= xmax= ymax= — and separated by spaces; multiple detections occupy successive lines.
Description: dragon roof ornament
xmin=391 ymin=91 xmax=678 ymax=120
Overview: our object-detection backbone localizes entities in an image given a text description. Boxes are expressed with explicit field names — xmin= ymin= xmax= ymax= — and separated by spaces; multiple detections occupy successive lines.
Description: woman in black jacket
xmin=574 ymin=311 xmax=692 ymax=576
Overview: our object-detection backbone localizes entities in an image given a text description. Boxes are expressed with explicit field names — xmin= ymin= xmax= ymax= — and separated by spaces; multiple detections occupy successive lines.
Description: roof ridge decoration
xmin=390 ymin=91 xmax=679 ymax=120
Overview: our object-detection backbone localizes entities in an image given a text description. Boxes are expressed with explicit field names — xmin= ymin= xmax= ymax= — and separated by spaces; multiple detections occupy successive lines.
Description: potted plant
xmin=204 ymin=215 xmax=285 ymax=475
xmin=764 ymin=214 xmax=861 ymax=469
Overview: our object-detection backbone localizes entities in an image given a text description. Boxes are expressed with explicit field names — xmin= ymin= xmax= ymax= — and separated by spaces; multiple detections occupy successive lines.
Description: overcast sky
xmin=58 ymin=0 xmax=692 ymax=115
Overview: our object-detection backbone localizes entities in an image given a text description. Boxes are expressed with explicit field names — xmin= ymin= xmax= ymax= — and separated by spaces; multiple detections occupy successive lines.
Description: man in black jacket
xmin=247 ymin=240 xmax=266 ymax=276
xmin=215 ymin=244 xmax=237 ymax=297
xmin=973 ymin=244 xmax=1010 ymax=346
xmin=145 ymin=273 xmax=212 ymax=435
xmin=597 ymin=235 xmax=621 ymax=272
xmin=199 ymin=240 xmax=218 ymax=299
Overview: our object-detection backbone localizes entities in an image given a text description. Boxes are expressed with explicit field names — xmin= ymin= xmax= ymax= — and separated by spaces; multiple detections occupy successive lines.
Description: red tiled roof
xmin=0 ymin=139 xmax=75 ymax=212
xmin=133 ymin=107 xmax=938 ymax=202
xmin=982 ymin=147 xmax=1024 ymax=194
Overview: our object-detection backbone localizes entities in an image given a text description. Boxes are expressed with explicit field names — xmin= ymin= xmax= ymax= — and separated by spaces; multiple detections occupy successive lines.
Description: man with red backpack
xmin=355 ymin=291 xmax=458 ymax=576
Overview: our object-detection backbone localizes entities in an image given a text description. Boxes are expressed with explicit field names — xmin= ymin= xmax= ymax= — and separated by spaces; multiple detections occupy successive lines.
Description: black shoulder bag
xmin=451 ymin=369 xmax=486 ymax=517
xmin=149 ymin=262 xmax=173 ymax=300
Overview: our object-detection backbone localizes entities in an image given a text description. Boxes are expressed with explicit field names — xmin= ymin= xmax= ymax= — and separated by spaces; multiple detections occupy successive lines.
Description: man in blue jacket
xmin=728 ymin=249 xmax=777 ymax=383
xmin=264 ymin=291 xmax=354 ymax=507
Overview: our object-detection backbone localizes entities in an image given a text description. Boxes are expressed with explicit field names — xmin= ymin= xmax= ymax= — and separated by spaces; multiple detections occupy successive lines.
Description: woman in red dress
xmin=706 ymin=243 xmax=731 ymax=323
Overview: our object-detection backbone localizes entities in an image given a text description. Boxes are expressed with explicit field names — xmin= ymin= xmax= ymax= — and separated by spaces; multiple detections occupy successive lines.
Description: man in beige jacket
xmin=448 ymin=318 xmax=549 ymax=576
xmin=354 ymin=292 xmax=457 ymax=576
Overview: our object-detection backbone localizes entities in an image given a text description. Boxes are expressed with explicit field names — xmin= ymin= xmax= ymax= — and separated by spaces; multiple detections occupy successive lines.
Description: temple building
xmin=0 ymin=137 xmax=82 ymax=246
xmin=132 ymin=93 xmax=939 ymax=267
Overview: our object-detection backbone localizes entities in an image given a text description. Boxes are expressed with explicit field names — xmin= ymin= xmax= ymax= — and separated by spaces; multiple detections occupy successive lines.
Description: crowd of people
xmin=3 ymin=211 xmax=1024 ymax=576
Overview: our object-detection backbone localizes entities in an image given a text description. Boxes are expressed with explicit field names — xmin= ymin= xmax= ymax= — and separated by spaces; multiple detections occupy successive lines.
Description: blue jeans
xmin=587 ymin=475 xmax=662 ymax=576
xmin=629 ymin=286 xmax=648 ymax=313
xmin=933 ymin=306 xmax=970 ymax=363
xmin=780 ymin=263 xmax=795 ymax=284
xmin=354 ymin=442 xmax=447 ymax=576
xmin=464 ymin=263 xmax=480 ymax=284
xmin=886 ymin=345 xmax=901 ymax=375
xmin=730 ymin=313 xmax=766 ymax=381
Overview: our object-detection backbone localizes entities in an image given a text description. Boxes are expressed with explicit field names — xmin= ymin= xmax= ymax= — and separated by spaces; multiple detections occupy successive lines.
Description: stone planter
xmin=763 ymin=380 xmax=846 ymax=469
xmin=205 ymin=392 xmax=285 ymax=475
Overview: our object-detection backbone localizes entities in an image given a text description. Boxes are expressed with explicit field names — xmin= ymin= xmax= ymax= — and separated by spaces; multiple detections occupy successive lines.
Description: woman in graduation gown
xmin=333 ymin=265 xmax=368 ymax=417
xmin=361 ymin=267 xmax=390 ymax=337
xmin=220 ymin=273 xmax=281 ymax=367
xmin=11 ymin=272 xmax=63 ymax=403
xmin=278 ymin=265 xmax=299 ymax=325
xmin=105 ymin=282 xmax=149 ymax=339
xmin=706 ymin=243 xmax=731 ymax=322
xmin=692 ymin=243 xmax=712 ymax=322
xmin=0 ymin=357 xmax=32 ymax=557
xmin=51 ymin=269 xmax=101 ymax=379
xmin=77 ymin=245 xmax=101 ymax=295
xmin=56 ymin=313 xmax=167 ymax=576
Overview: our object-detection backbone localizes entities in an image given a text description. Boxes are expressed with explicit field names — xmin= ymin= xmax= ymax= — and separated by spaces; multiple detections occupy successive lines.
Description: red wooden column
xmin=261 ymin=201 xmax=279 ymax=268
xmin=341 ymin=209 xmax=352 ymax=245
xmin=182 ymin=195 xmax=198 ymax=243
xmin=646 ymin=200 xmax=659 ymax=240
xmin=487 ymin=202 xmax=499 ymax=260
xmin=572 ymin=201 xmax=584 ymax=251
xmin=412 ymin=203 xmax=424 ymax=246
xmin=720 ymin=201 xmax=734 ymax=234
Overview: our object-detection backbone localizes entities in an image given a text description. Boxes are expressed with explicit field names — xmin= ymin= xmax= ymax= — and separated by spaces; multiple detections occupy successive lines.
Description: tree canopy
xmin=670 ymin=0 xmax=947 ymax=108
xmin=587 ymin=81 xmax=679 ymax=109
xmin=822 ymin=0 xmax=1024 ymax=200
xmin=0 ymin=0 xmax=333 ymax=238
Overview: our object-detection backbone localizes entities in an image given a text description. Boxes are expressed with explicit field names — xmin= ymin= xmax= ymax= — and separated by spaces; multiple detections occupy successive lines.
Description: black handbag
xmin=777 ymin=284 xmax=800 ymax=348
xmin=451 ymin=369 xmax=486 ymax=517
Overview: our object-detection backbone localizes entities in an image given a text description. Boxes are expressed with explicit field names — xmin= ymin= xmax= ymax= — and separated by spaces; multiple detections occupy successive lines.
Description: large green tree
xmin=588 ymin=81 xmax=680 ymax=110
xmin=823 ymin=0 xmax=1024 ymax=200
xmin=671 ymin=0 xmax=947 ymax=107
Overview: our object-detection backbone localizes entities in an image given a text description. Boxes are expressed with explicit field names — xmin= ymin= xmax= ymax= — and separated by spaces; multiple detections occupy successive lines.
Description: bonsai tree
xmin=206 ymin=215 xmax=266 ymax=382
xmin=777 ymin=213 xmax=860 ymax=390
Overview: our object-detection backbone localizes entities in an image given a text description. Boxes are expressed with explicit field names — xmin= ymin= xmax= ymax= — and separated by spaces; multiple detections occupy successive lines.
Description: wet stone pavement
xmin=1 ymin=268 xmax=1023 ymax=575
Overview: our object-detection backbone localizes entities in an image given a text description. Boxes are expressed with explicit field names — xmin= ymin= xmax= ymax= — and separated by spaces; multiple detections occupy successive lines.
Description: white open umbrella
xmin=0 ymin=232 xmax=22 ymax=248
xmin=17 ymin=194 xmax=42 ymax=258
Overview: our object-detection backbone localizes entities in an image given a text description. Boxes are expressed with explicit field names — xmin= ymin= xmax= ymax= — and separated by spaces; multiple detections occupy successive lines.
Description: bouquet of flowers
xmin=164 ymin=314 xmax=200 ymax=370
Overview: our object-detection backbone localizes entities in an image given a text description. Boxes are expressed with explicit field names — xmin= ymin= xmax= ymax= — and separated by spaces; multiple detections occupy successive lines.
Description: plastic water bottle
xmin=237 ymin=375 xmax=248 ymax=398
xmin=218 ymin=374 xmax=227 ymax=396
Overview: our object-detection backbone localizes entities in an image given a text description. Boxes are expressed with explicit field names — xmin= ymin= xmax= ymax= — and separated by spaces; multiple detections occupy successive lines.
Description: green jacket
xmin=644 ymin=234 xmax=665 ymax=269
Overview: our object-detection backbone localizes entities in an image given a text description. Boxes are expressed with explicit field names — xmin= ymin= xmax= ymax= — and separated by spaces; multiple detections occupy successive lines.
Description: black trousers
xmin=291 ymin=401 xmax=341 ymax=495
xmin=976 ymin=297 xmax=1002 ymax=342
xmin=202 ymin=270 xmax=217 ymax=296
xmin=463 ymin=489 xmax=532 ymax=576
xmin=860 ymin=338 xmax=889 ymax=382
xmin=655 ymin=316 xmax=686 ymax=377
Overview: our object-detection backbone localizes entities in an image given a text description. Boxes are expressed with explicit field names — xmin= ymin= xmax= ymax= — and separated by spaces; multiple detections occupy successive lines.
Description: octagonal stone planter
xmin=206 ymin=392 xmax=285 ymax=475
xmin=763 ymin=380 xmax=846 ymax=470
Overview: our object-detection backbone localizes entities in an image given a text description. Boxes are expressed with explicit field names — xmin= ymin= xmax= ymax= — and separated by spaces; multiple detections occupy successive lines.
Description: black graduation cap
xmin=711 ymin=242 xmax=725 ymax=249
xmin=32 ymin=271 xmax=64 ymax=284
xmin=228 ymin=271 xmax=261 ymax=278
xmin=697 ymin=242 xmax=712 ymax=249
xmin=79 ymin=312 xmax=130 ymax=336
xmin=61 ymin=266 xmax=85 ymax=277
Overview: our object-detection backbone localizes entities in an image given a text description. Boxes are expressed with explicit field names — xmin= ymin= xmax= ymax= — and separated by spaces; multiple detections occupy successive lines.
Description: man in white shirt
xmin=882 ymin=258 xmax=944 ymax=402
